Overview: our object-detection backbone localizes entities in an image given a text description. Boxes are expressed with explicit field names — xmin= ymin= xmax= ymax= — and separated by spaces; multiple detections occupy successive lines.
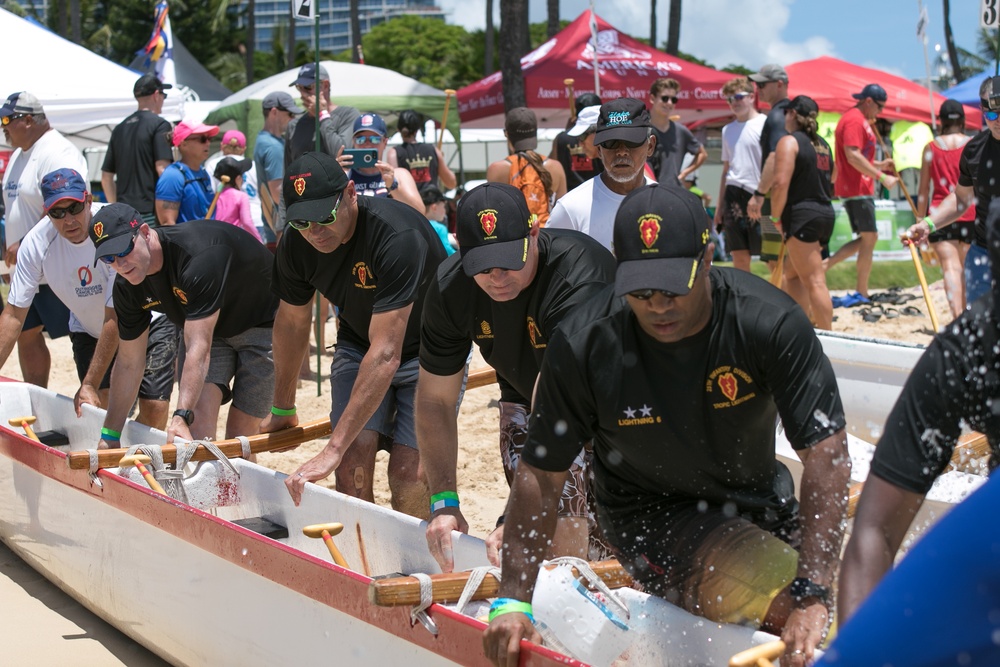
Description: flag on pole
xmin=139 ymin=0 xmax=176 ymax=87
xmin=916 ymin=5 xmax=929 ymax=42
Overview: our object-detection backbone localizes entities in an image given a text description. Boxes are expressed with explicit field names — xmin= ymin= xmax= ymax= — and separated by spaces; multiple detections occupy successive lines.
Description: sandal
xmin=858 ymin=307 xmax=882 ymax=323
xmin=901 ymin=306 xmax=922 ymax=316
xmin=884 ymin=307 xmax=900 ymax=319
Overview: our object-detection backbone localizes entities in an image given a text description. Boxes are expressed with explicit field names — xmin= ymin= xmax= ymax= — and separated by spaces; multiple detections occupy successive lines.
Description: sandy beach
xmin=0 ymin=278 xmax=949 ymax=664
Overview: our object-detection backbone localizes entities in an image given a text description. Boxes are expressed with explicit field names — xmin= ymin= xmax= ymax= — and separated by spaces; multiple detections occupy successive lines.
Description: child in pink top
xmin=212 ymin=157 xmax=262 ymax=241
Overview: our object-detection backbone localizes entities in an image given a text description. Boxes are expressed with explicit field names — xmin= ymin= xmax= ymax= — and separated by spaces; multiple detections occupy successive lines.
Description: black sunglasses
xmin=98 ymin=233 xmax=139 ymax=264
xmin=1 ymin=113 xmax=27 ymax=126
xmin=659 ymin=95 xmax=679 ymax=104
xmin=48 ymin=200 xmax=86 ymax=219
xmin=288 ymin=191 xmax=345 ymax=231
xmin=600 ymin=138 xmax=646 ymax=150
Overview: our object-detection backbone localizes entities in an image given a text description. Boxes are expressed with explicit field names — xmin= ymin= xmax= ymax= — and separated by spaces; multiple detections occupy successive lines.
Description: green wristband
xmin=488 ymin=600 xmax=534 ymax=622
xmin=271 ymin=405 xmax=296 ymax=416
xmin=922 ymin=216 xmax=936 ymax=233
xmin=100 ymin=427 xmax=121 ymax=440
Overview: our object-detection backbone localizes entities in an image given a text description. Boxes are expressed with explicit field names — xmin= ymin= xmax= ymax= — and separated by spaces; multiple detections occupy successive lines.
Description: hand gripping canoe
xmin=67 ymin=418 xmax=333 ymax=470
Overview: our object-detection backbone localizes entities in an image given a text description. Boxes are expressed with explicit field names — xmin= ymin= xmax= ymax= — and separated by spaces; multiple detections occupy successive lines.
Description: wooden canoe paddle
xmin=729 ymin=640 xmax=785 ymax=667
xmin=118 ymin=454 xmax=167 ymax=494
xmin=8 ymin=416 xmax=40 ymax=442
xmin=303 ymin=522 xmax=350 ymax=568
xmin=67 ymin=417 xmax=333 ymax=470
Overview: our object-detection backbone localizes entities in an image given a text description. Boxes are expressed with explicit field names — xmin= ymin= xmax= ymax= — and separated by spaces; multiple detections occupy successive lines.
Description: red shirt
xmin=928 ymin=140 xmax=976 ymax=221
xmin=834 ymin=107 xmax=877 ymax=198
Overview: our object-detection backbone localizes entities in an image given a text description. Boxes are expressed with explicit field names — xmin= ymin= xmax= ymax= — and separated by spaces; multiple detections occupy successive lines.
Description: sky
xmin=436 ymin=0 xmax=988 ymax=85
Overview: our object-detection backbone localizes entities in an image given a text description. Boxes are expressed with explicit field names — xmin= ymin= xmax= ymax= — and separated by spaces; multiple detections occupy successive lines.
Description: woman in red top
xmin=917 ymin=99 xmax=975 ymax=320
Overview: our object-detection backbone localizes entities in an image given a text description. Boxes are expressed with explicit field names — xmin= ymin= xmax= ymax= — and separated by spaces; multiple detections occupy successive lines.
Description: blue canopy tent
xmin=943 ymin=70 xmax=991 ymax=105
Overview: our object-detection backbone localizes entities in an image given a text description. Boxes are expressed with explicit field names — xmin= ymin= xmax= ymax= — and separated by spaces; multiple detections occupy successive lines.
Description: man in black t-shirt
xmin=840 ymin=197 xmax=1000 ymax=627
xmin=647 ymin=78 xmax=707 ymax=186
xmin=268 ymin=152 xmax=446 ymax=518
xmin=418 ymin=182 xmax=615 ymax=572
xmin=747 ymin=64 xmax=791 ymax=229
xmin=549 ymin=93 xmax=604 ymax=191
xmin=89 ymin=203 xmax=279 ymax=447
xmin=101 ymin=74 xmax=174 ymax=225
xmin=483 ymin=185 xmax=850 ymax=667
xmin=387 ymin=109 xmax=457 ymax=192
xmin=907 ymin=76 xmax=1000 ymax=305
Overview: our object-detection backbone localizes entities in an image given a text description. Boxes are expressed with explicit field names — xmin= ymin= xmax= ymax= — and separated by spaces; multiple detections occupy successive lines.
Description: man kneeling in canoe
xmin=483 ymin=185 xmax=851 ymax=667
xmin=90 ymin=203 xmax=279 ymax=446
xmin=417 ymin=182 xmax=616 ymax=572
xmin=266 ymin=152 xmax=446 ymax=518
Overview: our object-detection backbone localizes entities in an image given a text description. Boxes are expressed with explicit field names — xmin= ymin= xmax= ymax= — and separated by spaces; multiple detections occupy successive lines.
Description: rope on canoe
xmin=410 ymin=572 xmax=439 ymax=636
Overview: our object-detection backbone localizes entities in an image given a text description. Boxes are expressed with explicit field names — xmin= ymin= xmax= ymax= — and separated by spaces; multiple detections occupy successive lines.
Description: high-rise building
xmin=246 ymin=0 xmax=446 ymax=55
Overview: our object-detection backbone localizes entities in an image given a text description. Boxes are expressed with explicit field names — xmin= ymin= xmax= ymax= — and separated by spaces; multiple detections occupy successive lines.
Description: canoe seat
xmin=36 ymin=430 xmax=70 ymax=449
xmin=232 ymin=517 xmax=289 ymax=541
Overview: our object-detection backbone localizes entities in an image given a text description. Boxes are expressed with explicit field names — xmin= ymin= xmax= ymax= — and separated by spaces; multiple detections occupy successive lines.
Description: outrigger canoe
xmin=0 ymin=332 xmax=986 ymax=666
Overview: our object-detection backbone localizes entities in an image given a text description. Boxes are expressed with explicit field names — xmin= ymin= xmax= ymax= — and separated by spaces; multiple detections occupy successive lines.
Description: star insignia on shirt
xmin=639 ymin=404 xmax=653 ymax=417
xmin=623 ymin=406 xmax=636 ymax=418
xmin=146 ymin=297 xmax=153 ymax=303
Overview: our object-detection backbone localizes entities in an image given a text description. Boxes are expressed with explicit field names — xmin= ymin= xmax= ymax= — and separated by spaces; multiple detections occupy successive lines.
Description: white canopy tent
xmin=0 ymin=8 xmax=185 ymax=151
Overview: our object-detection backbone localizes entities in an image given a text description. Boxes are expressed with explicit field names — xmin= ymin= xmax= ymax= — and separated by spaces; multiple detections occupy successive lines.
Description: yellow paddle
xmin=303 ymin=522 xmax=350 ymax=569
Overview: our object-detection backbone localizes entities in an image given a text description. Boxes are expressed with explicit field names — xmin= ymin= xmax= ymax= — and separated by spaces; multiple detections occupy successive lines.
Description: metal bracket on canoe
xmin=409 ymin=573 xmax=439 ymax=636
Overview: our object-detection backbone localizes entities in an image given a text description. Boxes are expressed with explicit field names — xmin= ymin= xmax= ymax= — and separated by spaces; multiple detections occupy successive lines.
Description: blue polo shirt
xmin=155 ymin=162 xmax=213 ymax=222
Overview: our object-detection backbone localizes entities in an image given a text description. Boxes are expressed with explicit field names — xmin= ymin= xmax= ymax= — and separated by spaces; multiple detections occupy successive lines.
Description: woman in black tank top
xmin=769 ymin=95 xmax=838 ymax=330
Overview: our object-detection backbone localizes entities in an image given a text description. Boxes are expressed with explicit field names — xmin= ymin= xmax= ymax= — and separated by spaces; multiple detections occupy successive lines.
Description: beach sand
xmin=0 ymin=279 xmax=950 ymax=663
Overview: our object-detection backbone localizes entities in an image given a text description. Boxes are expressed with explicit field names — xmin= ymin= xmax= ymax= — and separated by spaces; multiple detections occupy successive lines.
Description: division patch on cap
xmin=93 ymin=222 xmax=106 ymax=240
xmin=294 ymin=177 xmax=306 ymax=196
xmin=479 ymin=209 xmax=497 ymax=237
xmin=639 ymin=214 xmax=661 ymax=251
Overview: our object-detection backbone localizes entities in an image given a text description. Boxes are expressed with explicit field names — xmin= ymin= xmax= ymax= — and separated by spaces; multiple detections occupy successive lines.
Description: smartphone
xmin=344 ymin=148 xmax=378 ymax=167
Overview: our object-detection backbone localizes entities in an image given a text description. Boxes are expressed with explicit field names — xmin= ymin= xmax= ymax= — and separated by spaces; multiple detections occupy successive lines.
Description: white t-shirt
xmin=720 ymin=114 xmax=766 ymax=192
xmin=8 ymin=202 xmax=113 ymax=337
xmin=207 ymin=152 xmax=263 ymax=229
xmin=546 ymin=173 xmax=656 ymax=254
xmin=2 ymin=129 xmax=88 ymax=246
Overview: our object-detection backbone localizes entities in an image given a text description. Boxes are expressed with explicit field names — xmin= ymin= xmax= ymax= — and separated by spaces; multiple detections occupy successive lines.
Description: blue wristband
xmin=430 ymin=497 xmax=460 ymax=513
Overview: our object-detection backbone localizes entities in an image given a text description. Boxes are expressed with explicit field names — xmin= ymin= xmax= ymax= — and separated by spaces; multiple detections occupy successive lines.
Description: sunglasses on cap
xmin=353 ymin=135 xmax=383 ymax=145
xmin=98 ymin=233 xmax=139 ymax=265
xmin=659 ymin=95 xmax=679 ymax=104
xmin=726 ymin=92 xmax=752 ymax=104
xmin=1 ymin=114 xmax=27 ymax=126
xmin=287 ymin=191 xmax=345 ymax=231
xmin=48 ymin=200 xmax=86 ymax=219
xmin=600 ymin=138 xmax=646 ymax=150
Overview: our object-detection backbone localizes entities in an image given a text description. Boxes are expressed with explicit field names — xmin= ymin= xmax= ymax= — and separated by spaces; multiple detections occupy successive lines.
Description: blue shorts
xmin=22 ymin=284 xmax=70 ymax=338
xmin=329 ymin=345 xmax=419 ymax=449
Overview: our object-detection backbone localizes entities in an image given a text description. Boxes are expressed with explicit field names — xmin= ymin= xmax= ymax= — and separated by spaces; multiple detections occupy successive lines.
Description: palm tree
xmin=485 ymin=0 xmax=495 ymax=75
xmin=499 ymin=0 xmax=527 ymax=110
xmin=650 ymin=0 xmax=657 ymax=49
xmin=245 ymin=0 xmax=255 ymax=85
xmin=547 ymin=0 xmax=559 ymax=39
xmin=350 ymin=0 xmax=362 ymax=63
xmin=943 ymin=0 xmax=964 ymax=83
xmin=666 ymin=0 xmax=681 ymax=55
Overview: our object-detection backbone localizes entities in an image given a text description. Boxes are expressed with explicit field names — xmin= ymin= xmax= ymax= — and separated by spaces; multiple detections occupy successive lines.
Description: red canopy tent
xmin=784 ymin=56 xmax=981 ymax=130
xmin=457 ymin=11 xmax=735 ymax=129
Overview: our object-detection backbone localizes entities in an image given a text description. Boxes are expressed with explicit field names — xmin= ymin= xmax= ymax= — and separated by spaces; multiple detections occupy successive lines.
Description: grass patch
xmin=727 ymin=260 xmax=944 ymax=291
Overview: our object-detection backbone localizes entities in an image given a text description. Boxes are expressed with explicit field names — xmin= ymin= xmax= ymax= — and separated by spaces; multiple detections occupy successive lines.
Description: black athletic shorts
xmin=22 ymin=284 xmax=70 ymax=338
xmin=784 ymin=201 xmax=835 ymax=245
xmin=928 ymin=220 xmax=974 ymax=244
xmin=721 ymin=185 xmax=761 ymax=254
xmin=71 ymin=316 xmax=177 ymax=400
xmin=843 ymin=197 xmax=877 ymax=234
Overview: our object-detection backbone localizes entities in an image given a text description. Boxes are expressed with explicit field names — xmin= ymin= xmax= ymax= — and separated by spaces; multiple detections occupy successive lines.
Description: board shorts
xmin=69 ymin=315 xmax=176 ymax=401
xmin=784 ymin=201 xmax=835 ymax=245
xmin=843 ymin=197 xmax=877 ymax=234
xmin=721 ymin=185 xmax=762 ymax=254
xmin=329 ymin=344 xmax=419 ymax=449
xmin=22 ymin=284 xmax=70 ymax=338
xmin=201 ymin=325 xmax=274 ymax=418
xmin=609 ymin=503 xmax=800 ymax=627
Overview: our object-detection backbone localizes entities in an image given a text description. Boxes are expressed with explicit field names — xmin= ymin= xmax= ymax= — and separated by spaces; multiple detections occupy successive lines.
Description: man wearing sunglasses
xmin=0 ymin=91 xmax=86 ymax=389
xmin=269 ymin=152 xmax=446 ymax=519
xmin=89 ymin=202 xmax=278 ymax=448
xmin=647 ymin=77 xmax=707 ymax=186
xmin=0 ymin=169 xmax=173 ymax=429
xmin=101 ymin=74 xmax=174 ymax=226
xmin=419 ymin=182 xmax=616 ymax=573
xmin=337 ymin=112 xmax=423 ymax=212
xmin=154 ymin=119 xmax=219 ymax=225
xmin=747 ymin=63 xmax=791 ymax=249
xmin=826 ymin=83 xmax=898 ymax=306
xmin=484 ymin=184 xmax=849 ymax=667
xmin=547 ymin=99 xmax=656 ymax=252
xmin=906 ymin=76 xmax=1000 ymax=305
xmin=715 ymin=77 xmax=767 ymax=272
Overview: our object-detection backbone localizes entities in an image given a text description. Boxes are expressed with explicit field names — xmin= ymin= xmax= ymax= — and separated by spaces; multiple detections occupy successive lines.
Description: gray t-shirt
xmin=649 ymin=121 xmax=701 ymax=186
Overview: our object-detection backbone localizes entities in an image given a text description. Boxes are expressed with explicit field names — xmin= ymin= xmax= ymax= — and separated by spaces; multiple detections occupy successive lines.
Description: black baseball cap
xmin=852 ymin=83 xmax=888 ymax=103
xmin=613 ymin=185 xmax=710 ymax=297
xmin=214 ymin=157 xmax=254 ymax=182
xmin=457 ymin=183 xmax=532 ymax=276
xmin=283 ymin=152 xmax=349 ymax=222
xmin=980 ymin=76 xmax=1000 ymax=110
xmin=290 ymin=62 xmax=329 ymax=87
xmin=939 ymin=99 xmax=965 ymax=121
xmin=575 ymin=92 xmax=602 ymax=113
xmin=595 ymin=98 xmax=651 ymax=146
xmin=133 ymin=74 xmax=172 ymax=98
xmin=90 ymin=202 xmax=144 ymax=265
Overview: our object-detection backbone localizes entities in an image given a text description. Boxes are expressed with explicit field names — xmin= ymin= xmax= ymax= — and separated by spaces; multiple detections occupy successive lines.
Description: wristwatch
xmin=789 ymin=577 xmax=831 ymax=606
xmin=172 ymin=409 xmax=195 ymax=426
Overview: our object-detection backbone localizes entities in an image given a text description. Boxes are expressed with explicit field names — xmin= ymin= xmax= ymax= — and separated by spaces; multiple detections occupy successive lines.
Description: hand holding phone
xmin=344 ymin=148 xmax=378 ymax=167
